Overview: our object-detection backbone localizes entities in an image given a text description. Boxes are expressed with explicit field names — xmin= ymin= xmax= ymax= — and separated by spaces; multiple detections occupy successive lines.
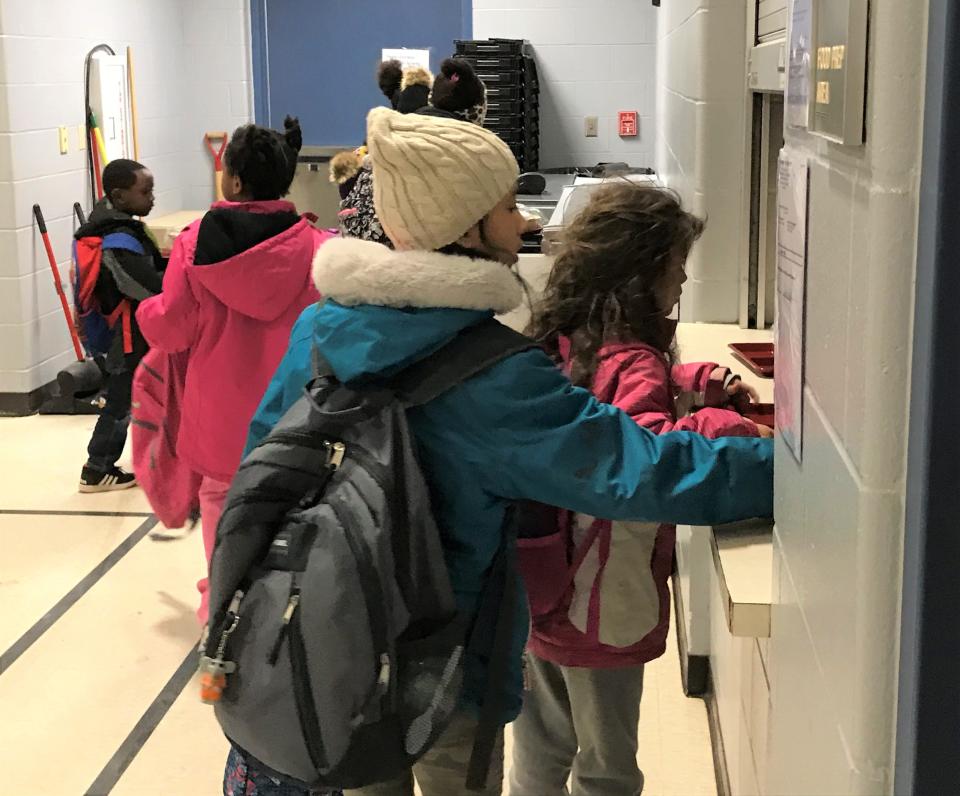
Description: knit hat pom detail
xmin=431 ymin=58 xmax=488 ymax=125
xmin=377 ymin=59 xmax=403 ymax=104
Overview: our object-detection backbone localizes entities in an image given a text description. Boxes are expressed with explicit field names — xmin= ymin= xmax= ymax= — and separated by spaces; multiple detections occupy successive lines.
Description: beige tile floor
xmin=0 ymin=325 xmax=746 ymax=794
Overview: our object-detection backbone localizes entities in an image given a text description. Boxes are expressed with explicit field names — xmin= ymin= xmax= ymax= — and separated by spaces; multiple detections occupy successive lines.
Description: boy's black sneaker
xmin=79 ymin=465 xmax=138 ymax=493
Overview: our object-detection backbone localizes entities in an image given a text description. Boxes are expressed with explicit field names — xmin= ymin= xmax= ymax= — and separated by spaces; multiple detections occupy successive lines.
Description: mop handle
xmin=33 ymin=205 xmax=84 ymax=362
xmin=90 ymin=129 xmax=104 ymax=199
xmin=88 ymin=110 xmax=109 ymax=166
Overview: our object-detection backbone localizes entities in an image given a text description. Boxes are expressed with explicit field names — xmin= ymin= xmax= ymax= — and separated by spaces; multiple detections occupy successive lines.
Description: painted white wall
xmin=655 ymin=0 xmax=749 ymax=323
xmin=767 ymin=3 xmax=926 ymax=793
xmin=0 ymin=0 xmax=253 ymax=395
xmin=473 ymin=0 xmax=656 ymax=171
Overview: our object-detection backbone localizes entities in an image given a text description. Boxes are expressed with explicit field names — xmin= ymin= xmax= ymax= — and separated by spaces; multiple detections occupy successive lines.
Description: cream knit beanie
xmin=366 ymin=106 xmax=519 ymax=251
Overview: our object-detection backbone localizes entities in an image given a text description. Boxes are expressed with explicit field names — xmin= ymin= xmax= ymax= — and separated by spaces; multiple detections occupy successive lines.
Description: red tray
xmin=729 ymin=342 xmax=774 ymax=378
xmin=742 ymin=402 xmax=774 ymax=428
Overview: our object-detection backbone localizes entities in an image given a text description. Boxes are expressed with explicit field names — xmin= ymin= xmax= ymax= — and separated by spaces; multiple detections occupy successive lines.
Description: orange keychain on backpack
xmin=200 ymin=590 xmax=242 ymax=704
xmin=200 ymin=658 xmax=236 ymax=703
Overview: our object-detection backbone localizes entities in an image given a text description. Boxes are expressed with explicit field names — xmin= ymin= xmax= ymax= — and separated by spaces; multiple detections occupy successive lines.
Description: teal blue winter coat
xmin=245 ymin=238 xmax=774 ymax=722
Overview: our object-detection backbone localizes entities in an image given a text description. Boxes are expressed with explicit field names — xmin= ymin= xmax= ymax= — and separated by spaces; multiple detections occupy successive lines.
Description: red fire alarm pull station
xmin=618 ymin=111 xmax=638 ymax=137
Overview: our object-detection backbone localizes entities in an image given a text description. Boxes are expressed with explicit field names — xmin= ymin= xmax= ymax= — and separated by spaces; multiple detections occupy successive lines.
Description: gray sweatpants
xmin=509 ymin=652 xmax=645 ymax=796
xmin=343 ymin=710 xmax=504 ymax=796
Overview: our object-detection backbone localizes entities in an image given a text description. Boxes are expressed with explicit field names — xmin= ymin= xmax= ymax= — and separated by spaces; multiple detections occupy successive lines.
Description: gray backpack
xmin=202 ymin=318 xmax=535 ymax=791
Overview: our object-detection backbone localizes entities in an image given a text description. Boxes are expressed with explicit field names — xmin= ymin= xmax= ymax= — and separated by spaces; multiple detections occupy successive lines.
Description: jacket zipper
xmin=288 ymin=575 xmax=328 ymax=774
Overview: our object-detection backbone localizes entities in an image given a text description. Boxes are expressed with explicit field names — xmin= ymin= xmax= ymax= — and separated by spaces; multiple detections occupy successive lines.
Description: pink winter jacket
xmin=137 ymin=200 xmax=332 ymax=483
xmin=521 ymin=342 xmax=758 ymax=668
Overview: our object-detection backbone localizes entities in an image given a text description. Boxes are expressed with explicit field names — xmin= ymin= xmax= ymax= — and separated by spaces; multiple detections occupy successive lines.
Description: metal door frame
xmin=740 ymin=0 xmax=785 ymax=329
xmin=895 ymin=2 xmax=960 ymax=792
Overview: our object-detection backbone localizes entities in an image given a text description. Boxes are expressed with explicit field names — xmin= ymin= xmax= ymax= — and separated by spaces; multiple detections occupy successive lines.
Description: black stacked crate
xmin=454 ymin=38 xmax=540 ymax=172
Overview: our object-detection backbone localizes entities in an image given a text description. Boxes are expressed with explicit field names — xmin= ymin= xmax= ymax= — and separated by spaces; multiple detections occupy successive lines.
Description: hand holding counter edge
xmin=233 ymin=108 xmax=773 ymax=795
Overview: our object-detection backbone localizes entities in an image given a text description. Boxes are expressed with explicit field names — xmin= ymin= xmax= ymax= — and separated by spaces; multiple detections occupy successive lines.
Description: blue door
xmin=250 ymin=0 xmax=472 ymax=146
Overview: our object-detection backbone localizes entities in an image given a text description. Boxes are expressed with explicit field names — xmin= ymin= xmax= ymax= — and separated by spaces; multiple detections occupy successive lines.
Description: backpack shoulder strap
xmin=388 ymin=318 xmax=539 ymax=408
xmin=102 ymin=231 xmax=146 ymax=254
xmin=466 ymin=507 xmax=520 ymax=791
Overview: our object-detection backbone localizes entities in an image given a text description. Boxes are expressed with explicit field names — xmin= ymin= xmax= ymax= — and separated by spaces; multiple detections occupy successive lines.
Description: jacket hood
xmin=313 ymin=302 xmax=488 ymax=384
xmin=189 ymin=200 xmax=315 ymax=321
xmin=596 ymin=335 xmax=675 ymax=362
xmin=76 ymin=198 xmax=145 ymax=239
xmin=309 ymin=236 xmax=525 ymax=383
xmin=311 ymin=236 xmax=523 ymax=313
xmin=565 ymin=318 xmax=679 ymax=365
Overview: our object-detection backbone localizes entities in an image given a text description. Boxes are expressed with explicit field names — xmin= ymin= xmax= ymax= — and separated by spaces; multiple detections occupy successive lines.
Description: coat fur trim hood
xmin=329 ymin=150 xmax=362 ymax=184
xmin=312 ymin=237 xmax=523 ymax=313
xmin=401 ymin=65 xmax=433 ymax=90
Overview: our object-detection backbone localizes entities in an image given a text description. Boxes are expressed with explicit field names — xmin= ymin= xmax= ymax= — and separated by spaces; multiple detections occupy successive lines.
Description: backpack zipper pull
xmin=328 ymin=441 xmax=346 ymax=470
xmin=199 ymin=589 xmax=243 ymax=703
xmin=299 ymin=442 xmax=346 ymax=509
xmin=267 ymin=591 xmax=301 ymax=665
xmin=376 ymin=652 xmax=391 ymax=694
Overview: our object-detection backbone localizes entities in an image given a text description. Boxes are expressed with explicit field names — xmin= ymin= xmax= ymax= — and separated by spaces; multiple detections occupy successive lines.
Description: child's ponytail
xmin=282 ymin=115 xmax=303 ymax=154
xmin=223 ymin=117 xmax=304 ymax=201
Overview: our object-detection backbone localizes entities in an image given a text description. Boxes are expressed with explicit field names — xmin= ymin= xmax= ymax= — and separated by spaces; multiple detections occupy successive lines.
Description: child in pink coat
xmin=137 ymin=117 xmax=333 ymax=624
xmin=512 ymin=182 xmax=771 ymax=796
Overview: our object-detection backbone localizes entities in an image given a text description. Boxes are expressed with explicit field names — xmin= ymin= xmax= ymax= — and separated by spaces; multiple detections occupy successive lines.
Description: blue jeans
xmin=86 ymin=367 xmax=132 ymax=470
xmin=223 ymin=746 xmax=342 ymax=796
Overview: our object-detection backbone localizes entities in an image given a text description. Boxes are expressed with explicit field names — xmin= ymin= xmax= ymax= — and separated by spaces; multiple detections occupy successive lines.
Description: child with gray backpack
xmin=207 ymin=108 xmax=774 ymax=796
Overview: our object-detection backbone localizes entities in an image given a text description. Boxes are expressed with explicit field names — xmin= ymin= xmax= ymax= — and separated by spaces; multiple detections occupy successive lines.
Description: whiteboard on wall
xmin=89 ymin=55 xmax=133 ymax=163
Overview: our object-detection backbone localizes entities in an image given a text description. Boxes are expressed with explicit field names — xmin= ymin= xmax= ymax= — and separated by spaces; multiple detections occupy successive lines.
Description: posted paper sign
xmin=381 ymin=48 xmax=431 ymax=71
xmin=774 ymin=151 xmax=809 ymax=461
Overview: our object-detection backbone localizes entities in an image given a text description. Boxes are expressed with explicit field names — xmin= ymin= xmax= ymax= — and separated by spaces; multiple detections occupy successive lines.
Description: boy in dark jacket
xmin=76 ymin=159 xmax=164 ymax=492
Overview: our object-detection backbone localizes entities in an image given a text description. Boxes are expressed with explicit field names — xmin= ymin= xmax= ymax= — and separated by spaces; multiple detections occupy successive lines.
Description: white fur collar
xmin=312 ymin=237 xmax=523 ymax=313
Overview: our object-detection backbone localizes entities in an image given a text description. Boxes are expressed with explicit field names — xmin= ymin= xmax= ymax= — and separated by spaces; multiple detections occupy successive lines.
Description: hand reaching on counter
xmin=726 ymin=375 xmax=760 ymax=405
xmin=710 ymin=367 xmax=761 ymax=412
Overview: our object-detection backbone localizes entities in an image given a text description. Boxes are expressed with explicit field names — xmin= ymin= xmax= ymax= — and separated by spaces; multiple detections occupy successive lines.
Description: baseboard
xmin=0 ymin=382 xmax=55 ymax=417
xmin=672 ymin=571 xmax=730 ymax=795
xmin=704 ymin=669 xmax=732 ymax=796
xmin=672 ymin=570 xmax=709 ymax=696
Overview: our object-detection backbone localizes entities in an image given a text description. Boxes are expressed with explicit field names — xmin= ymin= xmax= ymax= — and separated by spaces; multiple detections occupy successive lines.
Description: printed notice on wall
xmin=381 ymin=48 xmax=431 ymax=71
xmin=775 ymin=151 xmax=809 ymax=462
xmin=787 ymin=0 xmax=814 ymax=128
